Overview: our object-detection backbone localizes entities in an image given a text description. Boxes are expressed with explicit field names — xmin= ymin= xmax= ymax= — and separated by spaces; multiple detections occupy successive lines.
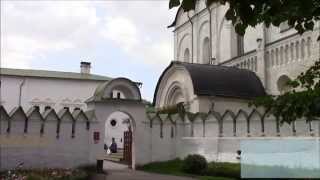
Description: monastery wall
xmin=0 ymin=106 xmax=99 ymax=170
xmin=147 ymin=108 xmax=320 ymax=163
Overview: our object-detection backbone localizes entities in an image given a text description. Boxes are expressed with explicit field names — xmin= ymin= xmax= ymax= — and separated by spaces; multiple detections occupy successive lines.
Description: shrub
xmin=182 ymin=154 xmax=208 ymax=175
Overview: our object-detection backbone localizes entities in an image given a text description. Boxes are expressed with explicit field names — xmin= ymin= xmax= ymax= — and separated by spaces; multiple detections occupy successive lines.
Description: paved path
xmin=91 ymin=160 xmax=197 ymax=180
xmin=105 ymin=170 xmax=197 ymax=180
xmin=103 ymin=160 xmax=128 ymax=170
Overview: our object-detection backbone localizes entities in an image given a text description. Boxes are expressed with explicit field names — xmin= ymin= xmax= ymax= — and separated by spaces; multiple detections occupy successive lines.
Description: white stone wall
xmin=146 ymin=107 xmax=319 ymax=163
xmin=0 ymin=107 xmax=93 ymax=170
xmin=0 ymin=75 xmax=104 ymax=113
xmin=173 ymin=0 xmax=320 ymax=95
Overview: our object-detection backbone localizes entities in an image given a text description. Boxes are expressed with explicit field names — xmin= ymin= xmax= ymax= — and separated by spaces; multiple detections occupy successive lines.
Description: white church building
xmin=1 ymin=0 xmax=319 ymax=170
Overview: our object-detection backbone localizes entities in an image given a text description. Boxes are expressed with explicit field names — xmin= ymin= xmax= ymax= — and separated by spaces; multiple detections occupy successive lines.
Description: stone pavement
xmin=90 ymin=160 xmax=197 ymax=180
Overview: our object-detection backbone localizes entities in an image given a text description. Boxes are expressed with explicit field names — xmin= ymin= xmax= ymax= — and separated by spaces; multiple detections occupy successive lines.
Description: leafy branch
xmin=251 ymin=60 xmax=320 ymax=124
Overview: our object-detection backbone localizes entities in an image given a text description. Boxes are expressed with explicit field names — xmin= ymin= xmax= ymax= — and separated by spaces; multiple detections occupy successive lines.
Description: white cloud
xmin=1 ymin=1 xmax=100 ymax=68
xmin=1 ymin=1 xmax=178 ymax=69
xmin=99 ymin=1 xmax=177 ymax=68
xmin=102 ymin=16 xmax=139 ymax=52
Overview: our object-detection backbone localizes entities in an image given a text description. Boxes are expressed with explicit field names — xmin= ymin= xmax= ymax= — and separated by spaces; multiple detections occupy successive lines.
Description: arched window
xmin=184 ymin=48 xmax=190 ymax=62
xmin=285 ymin=45 xmax=289 ymax=63
xmin=290 ymin=43 xmax=294 ymax=61
xmin=271 ymin=50 xmax=274 ymax=67
xmin=295 ymin=41 xmax=300 ymax=60
xmin=307 ymin=37 xmax=312 ymax=57
xmin=265 ymin=51 xmax=270 ymax=68
xmin=202 ymin=37 xmax=210 ymax=64
xmin=275 ymin=48 xmax=279 ymax=65
xmin=301 ymin=39 xmax=305 ymax=60
xmin=237 ymin=34 xmax=244 ymax=56
xmin=280 ymin=46 xmax=284 ymax=65
xmin=277 ymin=75 xmax=291 ymax=94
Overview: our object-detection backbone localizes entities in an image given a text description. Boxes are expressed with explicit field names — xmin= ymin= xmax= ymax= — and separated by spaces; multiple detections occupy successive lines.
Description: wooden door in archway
xmin=123 ymin=129 xmax=132 ymax=167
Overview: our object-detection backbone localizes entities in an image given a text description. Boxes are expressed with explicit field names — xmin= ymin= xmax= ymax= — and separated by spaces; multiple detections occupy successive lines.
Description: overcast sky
xmin=1 ymin=1 xmax=177 ymax=101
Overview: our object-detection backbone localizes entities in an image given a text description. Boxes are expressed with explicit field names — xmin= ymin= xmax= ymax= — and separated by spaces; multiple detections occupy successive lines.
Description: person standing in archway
xmin=109 ymin=137 xmax=118 ymax=153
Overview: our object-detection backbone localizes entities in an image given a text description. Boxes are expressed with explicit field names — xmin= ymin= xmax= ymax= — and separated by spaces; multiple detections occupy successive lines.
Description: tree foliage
xmin=169 ymin=0 xmax=320 ymax=37
xmin=251 ymin=60 xmax=320 ymax=124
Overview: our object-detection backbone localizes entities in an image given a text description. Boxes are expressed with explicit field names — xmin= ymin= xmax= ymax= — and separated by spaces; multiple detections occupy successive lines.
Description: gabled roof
xmin=0 ymin=68 xmax=112 ymax=81
xmin=153 ymin=61 xmax=266 ymax=105
xmin=72 ymin=109 xmax=89 ymax=122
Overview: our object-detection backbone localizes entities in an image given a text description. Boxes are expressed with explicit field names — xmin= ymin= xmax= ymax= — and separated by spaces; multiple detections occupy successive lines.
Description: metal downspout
xmin=207 ymin=4 xmax=213 ymax=63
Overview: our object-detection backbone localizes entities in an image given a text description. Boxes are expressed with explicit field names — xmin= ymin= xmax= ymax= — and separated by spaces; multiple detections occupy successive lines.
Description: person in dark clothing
xmin=109 ymin=137 xmax=117 ymax=153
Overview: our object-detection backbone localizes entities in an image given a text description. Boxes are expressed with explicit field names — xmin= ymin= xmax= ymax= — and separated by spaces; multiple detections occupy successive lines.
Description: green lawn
xmin=137 ymin=159 xmax=238 ymax=180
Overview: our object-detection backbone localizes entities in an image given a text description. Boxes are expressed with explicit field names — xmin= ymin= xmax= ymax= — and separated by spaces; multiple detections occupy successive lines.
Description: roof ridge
xmin=1 ymin=67 xmax=112 ymax=81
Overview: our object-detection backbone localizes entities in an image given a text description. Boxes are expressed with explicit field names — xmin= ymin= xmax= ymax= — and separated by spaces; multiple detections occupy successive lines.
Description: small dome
xmin=92 ymin=78 xmax=141 ymax=102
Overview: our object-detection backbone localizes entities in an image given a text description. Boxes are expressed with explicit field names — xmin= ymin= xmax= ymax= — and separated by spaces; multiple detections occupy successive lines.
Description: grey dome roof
xmin=153 ymin=61 xmax=266 ymax=105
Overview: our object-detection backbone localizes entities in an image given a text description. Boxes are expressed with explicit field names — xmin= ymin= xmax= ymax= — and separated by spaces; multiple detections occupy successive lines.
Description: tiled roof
xmin=0 ymin=68 xmax=112 ymax=81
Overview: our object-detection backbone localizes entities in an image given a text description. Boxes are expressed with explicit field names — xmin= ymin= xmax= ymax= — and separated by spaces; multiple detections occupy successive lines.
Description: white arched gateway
xmin=85 ymin=77 xmax=150 ymax=169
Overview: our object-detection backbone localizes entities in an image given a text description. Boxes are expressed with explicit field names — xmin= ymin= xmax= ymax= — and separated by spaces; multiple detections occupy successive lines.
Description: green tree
xmin=169 ymin=0 xmax=320 ymax=37
xmin=251 ymin=60 xmax=320 ymax=124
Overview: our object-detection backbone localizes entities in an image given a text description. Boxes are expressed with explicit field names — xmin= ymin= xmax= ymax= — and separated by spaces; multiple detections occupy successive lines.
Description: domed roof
xmin=153 ymin=61 xmax=266 ymax=105
xmin=90 ymin=77 xmax=142 ymax=102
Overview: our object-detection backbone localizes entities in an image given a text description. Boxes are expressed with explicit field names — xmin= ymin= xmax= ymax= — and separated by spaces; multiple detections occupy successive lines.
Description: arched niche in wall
xmin=9 ymin=107 xmax=27 ymax=135
xmin=26 ymin=106 xmax=43 ymax=135
xmin=165 ymin=82 xmax=186 ymax=106
xmin=243 ymin=26 xmax=260 ymax=53
xmin=184 ymin=48 xmax=191 ymax=62
xmin=0 ymin=106 xmax=10 ymax=134
xmin=202 ymin=37 xmax=210 ymax=64
xmin=277 ymin=75 xmax=291 ymax=94
xmin=170 ymin=114 xmax=184 ymax=138
xmin=178 ymin=33 xmax=191 ymax=62
xmin=294 ymin=118 xmax=309 ymax=136
xmin=248 ymin=109 xmax=263 ymax=137
xmin=217 ymin=18 xmax=233 ymax=63
xmin=198 ymin=21 xmax=210 ymax=64
xmin=193 ymin=116 xmax=204 ymax=137
xmin=221 ymin=110 xmax=236 ymax=137
xmin=235 ymin=110 xmax=248 ymax=137
xmin=263 ymin=114 xmax=278 ymax=136
xmin=154 ymin=63 xmax=194 ymax=109
xmin=218 ymin=16 xmax=245 ymax=63
xmin=204 ymin=113 xmax=220 ymax=137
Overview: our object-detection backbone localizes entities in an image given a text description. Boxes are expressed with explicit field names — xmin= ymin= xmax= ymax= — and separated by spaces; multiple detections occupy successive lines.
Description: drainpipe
xmin=187 ymin=12 xmax=194 ymax=63
xmin=207 ymin=3 xmax=213 ymax=63
xmin=18 ymin=78 xmax=26 ymax=107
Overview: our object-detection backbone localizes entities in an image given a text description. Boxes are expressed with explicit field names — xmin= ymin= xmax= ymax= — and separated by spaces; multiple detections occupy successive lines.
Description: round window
xmin=110 ymin=119 xmax=117 ymax=127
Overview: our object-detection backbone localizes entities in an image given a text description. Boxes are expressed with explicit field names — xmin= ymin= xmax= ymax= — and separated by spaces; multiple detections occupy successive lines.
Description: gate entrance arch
xmin=86 ymin=78 xmax=151 ymax=169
